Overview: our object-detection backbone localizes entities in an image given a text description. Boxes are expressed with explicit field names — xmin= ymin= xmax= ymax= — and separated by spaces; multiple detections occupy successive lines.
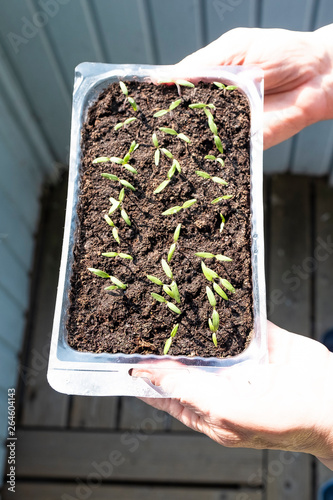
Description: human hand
xmin=178 ymin=25 xmax=333 ymax=149
xmin=132 ymin=321 xmax=333 ymax=470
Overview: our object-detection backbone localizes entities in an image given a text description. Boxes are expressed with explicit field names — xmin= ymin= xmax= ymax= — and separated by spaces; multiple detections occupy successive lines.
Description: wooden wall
xmin=0 ymin=0 xmax=333 ymax=484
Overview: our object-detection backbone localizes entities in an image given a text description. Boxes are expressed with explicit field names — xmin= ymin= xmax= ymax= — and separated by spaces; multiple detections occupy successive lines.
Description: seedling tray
xmin=47 ymin=63 xmax=266 ymax=397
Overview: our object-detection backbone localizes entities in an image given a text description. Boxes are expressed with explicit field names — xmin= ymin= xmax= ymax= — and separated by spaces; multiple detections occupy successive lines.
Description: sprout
xmin=220 ymin=278 xmax=235 ymax=293
xmin=162 ymin=199 xmax=197 ymax=216
xmin=101 ymin=173 xmax=136 ymax=191
xmin=211 ymin=195 xmax=233 ymax=204
xmin=206 ymin=286 xmax=216 ymax=307
xmin=168 ymin=242 xmax=176 ymax=262
xmin=214 ymin=135 xmax=224 ymax=154
xmin=161 ymin=258 xmax=173 ymax=279
xmin=154 ymin=179 xmax=170 ymax=194
xmin=213 ymin=82 xmax=238 ymax=91
xmin=119 ymin=81 xmax=138 ymax=110
xmin=173 ymin=223 xmax=181 ymax=242
xmin=201 ymin=261 xmax=219 ymax=282
xmin=157 ymin=79 xmax=194 ymax=88
xmin=220 ymin=214 xmax=225 ymax=233
xmin=147 ymin=275 xmax=164 ymax=286
xmin=212 ymin=332 xmax=218 ymax=347
xmin=188 ymin=103 xmax=216 ymax=110
xmin=163 ymin=323 xmax=179 ymax=355
xmin=104 ymin=215 xmax=121 ymax=244
xmin=93 ymin=141 xmax=139 ymax=174
xmin=195 ymin=252 xmax=232 ymax=262
xmin=213 ymin=282 xmax=228 ymax=300
xmin=153 ymin=98 xmax=182 ymax=117
xmin=195 ymin=171 xmax=227 ymax=186
xmin=151 ymin=293 xmax=181 ymax=315
xmin=161 ymin=148 xmax=173 ymax=159
xmin=114 ymin=117 xmax=137 ymax=131
xmin=166 ymin=302 xmax=181 ymax=314
xmin=88 ymin=268 xmax=110 ymax=279
xmin=205 ymin=155 xmax=224 ymax=167
xmin=102 ymin=252 xmax=133 ymax=260
xmin=159 ymin=127 xmax=191 ymax=144
xmin=110 ymin=276 xmax=127 ymax=289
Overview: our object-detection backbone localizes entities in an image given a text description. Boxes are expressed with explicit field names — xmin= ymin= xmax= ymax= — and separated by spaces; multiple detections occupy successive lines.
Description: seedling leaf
xmin=154 ymin=179 xmax=170 ymax=194
xmin=110 ymin=157 xmax=123 ymax=165
xmin=151 ymin=292 xmax=166 ymax=303
xmin=220 ymin=279 xmax=235 ymax=293
xmin=208 ymin=318 xmax=215 ymax=332
xmin=168 ymin=243 xmax=176 ymax=262
xmin=213 ymin=282 xmax=228 ymax=300
xmin=195 ymin=252 xmax=215 ymax=259
xmin=120 ymin=209 xmax=131 ymax=226
xmin=214 ymin=135 xmax=224 ymax=154
xmin=119 ymin=81 xmax=128 ymax=95
xmin=152 ymin=133 xmax=159 ymax=148
xmin=120 ymin=179 xmax=136 ymax=191
xmin=114 ymin=123 xmax=123 ymax=131
xmin=129 ymin=140 xmax=139 ymax=153
xmin=220 ymin=214 xmax=225 ymax=233
xmin=161 ymin=148 xmax=173 ymax=159
xmin=167 ymin=162 xmax=177 ymax=179
xmin=208 ymin=118 xmax=218 ymax=135
xmin=182 ymin=199 xmax=197 ymax=209
xmin=212 ymin=332 xmax=218 ymax=347
xmin=101 ymin=173 xmax=119 ymax=181
xmin=212 ymin=176 xmax=228 ymax=186
xmin=104 ymin=215 xmax=115 ymax=227
xmin=170 ymin=323 xmax=179 ymax=337
xmin=196 ymin=170 xmax=211 ymax=179
xmin=163 ymin=284 xmax=174 ymax=300
xmin=119 ymin=188 xmax=125 ymax=202
xmin=88 ymin=268 xmax=110 ymax=279
xmin=170 ymin=281 xmax=180 ymax=303
xmin=162 ymin=205 xmax=182 ymax=215
xmin=175 ymin=79 xmax=194 ymax=88
xmin=177 ymin=133 xmax=190 ymax=143
xmin=147 ymin=275 xmax=163 ymax=286
xmin=104 ymin=285 xmax=118 ymax=291
xmin=128 ymin=96 xmax=137 ymax=111
xmin=215 ymin=254 xmax=232 ymax=262
xmin=123 ymin=164 xmax=138 ymax=174
xmin=93 ymin=157 xmax=110 ymax=164
xmin=213 ymin=82 xmax=225 ymax=89
xmin=159 ymin=127 xmax=177 ymax=135
xmin=161 ymin=258 xmax=173 ymax=279
xmin=212 ymin=308 xmax=219 ymax=329
xmin=110 ymin=276 xmax=127 ymax=289
xmin=124 ymin=117 xmax=137 ymax=125
xmin=118 ymin=253 xmax=133 ymax=260
xmin=201 ymin=261 xmax=219 ymax=282
xmin=173 ymin=224 xmax=181 ymax=242
xmin=169 ymin=99 xmax=182 ymax=110
xmin=102 ymin=252 xmax=118 ymax=257
xmin=164 ymin=337 xmax=172 ymax=355
xmin=205 ymin=155 xmax=216 ymax=160
xmin=206 ymin=286 xmax=216 ymax=307
xmin=154 ymin=148 xmax=160 ymax=166
xmin=222 ymin=195 xmax=233 ymax=200
xmin=166 ymin=302 xmax=181 ymax=314
xmin=112 ymin=227 xmax=120 ymax=244
xmin=154 ymin=109 xmax=168 ymax=117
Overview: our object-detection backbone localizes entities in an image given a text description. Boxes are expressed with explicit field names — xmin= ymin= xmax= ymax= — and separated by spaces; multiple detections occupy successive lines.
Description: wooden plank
xmin=261 ymin=0 xmax=314 ymax=30
xmin=0 ymin=2 xmax=70 ymax=161
xmin=147 ymin=0 xmax=200 ymax=63
xmin=15 ymin=429 xmax=263 ymax=484
xmin=267 ymin=175 xmax=311 ymax=334
xmin=0 ymin=342 xmax=19 ymax=392
xmin=0 ymin=242 xmax=30 ymax=310
xmin=265 ymin=450 xmax=312 ymax=500
xmin=93 ymin=0 xmax=152 ymax=64
xmin=0 ymin=288 xmax=25 ymax=352
xmin=70 ymin=396 xmax=119 ymax=429
xmin=206 ymin=0 xmax=253 ymax=43
xmin=20 ymin=177 xmax=69 ymax=427
xmin=119 ymin=397 xmax=168 ymax=431
xmin=2 ymin=482 xmax=263 ymax=500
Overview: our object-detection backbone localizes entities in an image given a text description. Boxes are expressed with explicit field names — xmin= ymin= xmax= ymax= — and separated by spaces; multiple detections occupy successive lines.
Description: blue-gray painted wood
xmin=0 ymin=288 xmax=26 ymax=352
xmin=206 ymin=0 xmax=255 ymax=43
xmin=0 ymin=344 xmax=19 ymax=392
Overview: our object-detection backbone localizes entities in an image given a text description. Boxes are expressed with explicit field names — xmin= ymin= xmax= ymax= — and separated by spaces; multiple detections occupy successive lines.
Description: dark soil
xmin=67 ymin=80 xmax=253 ymax=358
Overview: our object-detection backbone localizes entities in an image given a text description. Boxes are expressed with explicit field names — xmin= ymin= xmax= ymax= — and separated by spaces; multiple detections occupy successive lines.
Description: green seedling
xmin=152 ymin=133 xmax=173 ymax=166
xmin=195 ymin=252 xmax=232 ymax=262
xmin=163 ymin=323 xmax=179 ymax=355
xmin=147 ymin=258 xmax=181 ymax=308
xmin=188 ymin=102 xmax=216 ymax=110
xmin=119 ymin=81 xmax=138 ymax=111
xmin=153 ymin=99 xmax=182 ymax=117
xmin=103 ymin=215 xmax=121 ymax=244
xmin=162 ymin=199 xmax=197 ymax=216
xmin=206 ymin=285 xmax=219 ymax=347
xmin=101 ymin=173 xmax=136 ymax=191
xmin=159 ymin=127 xmax=190 ymax=144
xmin=93 ymin=141 xmax=139 ymax=175
xmin=205 ymin=154 xmax=224 ymax=167
xmin=219 ymin=214 xmax=225 ymax=233
xmin=213 ymin=82 xmax=238 ymax=92
xmin=102 ymin=252 xmax=133 ymax=260
xmin=203 ymin=108 xmax=224 ymax=155
xmin=109 ymin=188 xmax=132 ymax=226
xmin=114 ymin=117 xmax=137 ymax=131
xmin=211 ymin=195 xmax=233 ymax=204
xmin=195 ymin=170 xmax=227 ymax=186
xmin=200 ymin=261 xmax=235 ymax=301
xmin=167 ymin=223 xmax=181 ymax=262
xmin=87 ymin=268 xmax=127 ymax=290
xmin=154 ymin=159 xmax=181 ymax=194
xmin=158 ymin=79 xmax=195 ymax=88
xmin=151 ymin=293 xmax=181 ymax=315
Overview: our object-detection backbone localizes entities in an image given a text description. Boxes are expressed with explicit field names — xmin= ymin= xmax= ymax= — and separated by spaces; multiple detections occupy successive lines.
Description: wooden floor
xmin=2 ymin=173 xmax=333 ymax=499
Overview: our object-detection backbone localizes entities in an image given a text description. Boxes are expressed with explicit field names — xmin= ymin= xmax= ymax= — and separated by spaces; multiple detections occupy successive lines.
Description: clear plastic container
xmin=47 ymin=63 xmax=267 ymax=397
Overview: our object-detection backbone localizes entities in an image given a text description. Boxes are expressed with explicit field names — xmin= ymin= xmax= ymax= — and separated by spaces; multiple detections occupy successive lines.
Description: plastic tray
xmin=47 ymin=63 xmax=267 ymax=397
